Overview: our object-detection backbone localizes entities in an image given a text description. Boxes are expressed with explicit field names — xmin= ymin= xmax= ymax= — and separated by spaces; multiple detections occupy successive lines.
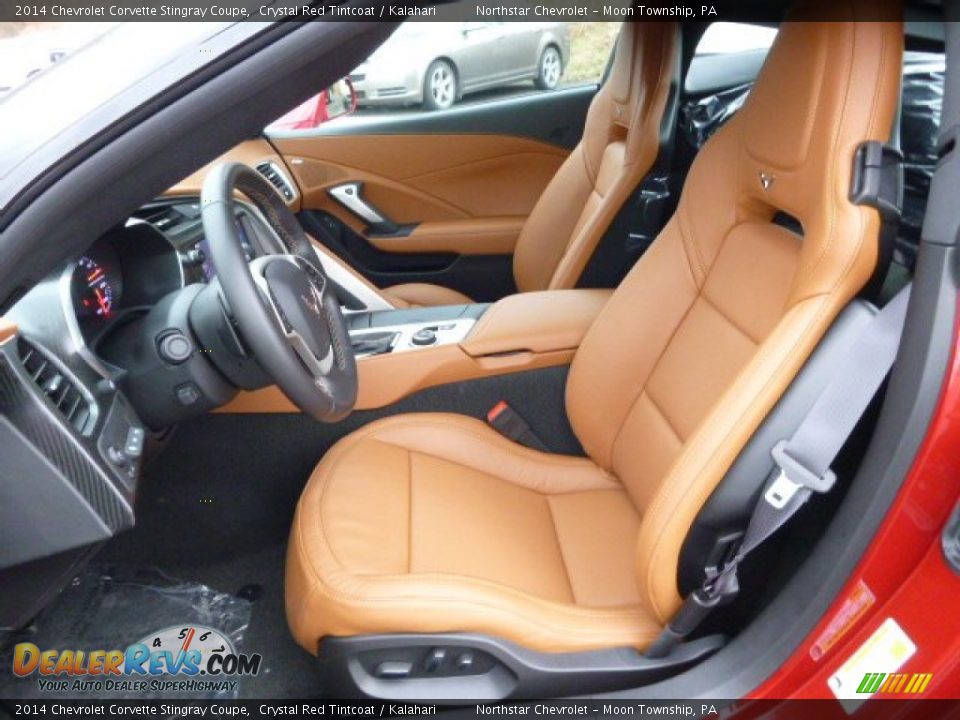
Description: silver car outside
xmin=349 ymin=22 xmax=570 ymax=111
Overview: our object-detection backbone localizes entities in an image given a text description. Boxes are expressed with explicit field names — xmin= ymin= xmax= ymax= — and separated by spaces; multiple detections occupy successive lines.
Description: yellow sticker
xmin=827 ymin=617 xmax=917 ymax=713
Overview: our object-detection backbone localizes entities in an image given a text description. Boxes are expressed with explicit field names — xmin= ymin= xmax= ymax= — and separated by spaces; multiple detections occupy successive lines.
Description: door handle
xmin=328 ymin=182 xmax=400 ymax=234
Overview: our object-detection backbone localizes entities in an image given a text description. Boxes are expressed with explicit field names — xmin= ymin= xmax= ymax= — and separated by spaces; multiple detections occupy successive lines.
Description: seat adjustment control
xmin=424 ymin=648 xmax=446 ymax=673
xmin=455 ymin=652 xmax=475 ymax=673
xmin=374 ymin=661 xmax=412 ymax=679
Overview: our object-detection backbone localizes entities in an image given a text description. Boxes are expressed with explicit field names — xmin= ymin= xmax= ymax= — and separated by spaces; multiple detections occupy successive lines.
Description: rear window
xmin=685 ymin=22 xmax=777 ymax=94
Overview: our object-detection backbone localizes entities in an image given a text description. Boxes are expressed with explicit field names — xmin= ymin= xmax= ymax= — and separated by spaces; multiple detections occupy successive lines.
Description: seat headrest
xmin=735 ymin=0 xmax=902 ymax=235
xmin=600 ymin=21 xmax=679 ymax=143
xmin=669 ymin=2 xmax=902 ymax=308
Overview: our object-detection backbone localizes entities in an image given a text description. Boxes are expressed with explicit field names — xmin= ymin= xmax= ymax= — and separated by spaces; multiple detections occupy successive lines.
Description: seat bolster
xmin=381 ymin=283 xmax=475 ymax=308
xmin=286 ymin=414 xmax=661 ymax=655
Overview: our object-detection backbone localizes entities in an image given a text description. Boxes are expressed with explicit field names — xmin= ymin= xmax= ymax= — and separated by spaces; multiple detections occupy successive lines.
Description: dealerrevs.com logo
xmin=11 ymin=625 xmax=261 ymax=694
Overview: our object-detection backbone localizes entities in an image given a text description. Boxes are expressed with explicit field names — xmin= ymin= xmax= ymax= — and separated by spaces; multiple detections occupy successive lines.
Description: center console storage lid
xmin=461 ymin=290 xmax=612 ymax=358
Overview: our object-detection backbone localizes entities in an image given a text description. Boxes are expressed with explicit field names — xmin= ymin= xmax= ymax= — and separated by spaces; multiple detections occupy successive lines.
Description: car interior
xmin=0 ymin=0 xmax=952 ymax=702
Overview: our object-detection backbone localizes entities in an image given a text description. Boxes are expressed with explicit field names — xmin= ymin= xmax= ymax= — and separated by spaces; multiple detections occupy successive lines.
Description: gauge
xmin=75 ymin=256 xmax=115 ymax=317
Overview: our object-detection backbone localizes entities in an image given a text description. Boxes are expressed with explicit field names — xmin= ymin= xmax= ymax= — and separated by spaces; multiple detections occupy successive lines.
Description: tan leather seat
xmin=381 ymin=22 xmax=679 ymax=308
xmin=287 ymin=8 xmax=902 ymax=654
xmin=380 ymin=283 xmax=475 ymax=309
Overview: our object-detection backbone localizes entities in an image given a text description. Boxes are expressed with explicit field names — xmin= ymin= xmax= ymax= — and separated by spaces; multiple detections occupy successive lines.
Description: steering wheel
xmin=200 ymin=162 xmax=357 ymax=422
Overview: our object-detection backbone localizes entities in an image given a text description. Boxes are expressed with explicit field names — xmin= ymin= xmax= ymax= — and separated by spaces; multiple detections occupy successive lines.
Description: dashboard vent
xmin=17 ymin=337 xmax=94 ymax=435
xmin=139 ymin=205 xmax=186 ymax=231
xmin=256 ymin=161 xmax=296 ymax=201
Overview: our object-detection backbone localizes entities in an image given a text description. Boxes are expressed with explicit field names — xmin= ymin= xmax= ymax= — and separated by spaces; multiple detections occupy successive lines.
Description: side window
xmin=900 ymin=51 xmax=944 ymax=263
xmin=348 ymin=21 xmax=620 ymax=115
xmin=268 ymin=20 xmax=620 ymax=130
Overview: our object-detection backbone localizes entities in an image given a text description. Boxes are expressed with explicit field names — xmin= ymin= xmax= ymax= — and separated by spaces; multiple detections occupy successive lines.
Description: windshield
xmin=0 ymin=21 xmax=248 ymax=212
xmin=0 ymin=22 xmax=118 ymax=98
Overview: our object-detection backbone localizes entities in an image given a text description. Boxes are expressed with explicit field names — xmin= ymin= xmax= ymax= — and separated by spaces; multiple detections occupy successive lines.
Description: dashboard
xmin=0 ymin=142 xmax=321 ymax=633
xmin=67 ymin=199 xmax=269 ymax=352
xmin=0 ymin=195 xmax=281 ymax=575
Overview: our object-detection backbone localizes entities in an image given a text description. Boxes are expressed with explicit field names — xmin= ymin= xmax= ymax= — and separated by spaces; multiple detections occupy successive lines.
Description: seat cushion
xmin=381 ymin=283 xmax=474 ymax=308
xmin=286 ymin=413 xmax=662 ymax=654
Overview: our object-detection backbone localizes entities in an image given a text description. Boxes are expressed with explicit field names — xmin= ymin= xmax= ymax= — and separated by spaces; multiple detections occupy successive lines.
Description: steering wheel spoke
xmin=201 ymin=163 xmax=357 ymax=422
xmin=248 ymin=255 xmax=335 ymax=382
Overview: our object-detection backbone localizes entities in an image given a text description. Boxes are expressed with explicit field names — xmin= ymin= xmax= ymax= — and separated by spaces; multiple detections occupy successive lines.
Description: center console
xmin=221 ymin=289 xmax=613 ymax=413
xmin=346 ymin=303 xmax=489 ymax=358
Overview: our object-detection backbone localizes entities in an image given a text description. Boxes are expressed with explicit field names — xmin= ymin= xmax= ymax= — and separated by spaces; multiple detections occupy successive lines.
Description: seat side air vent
xmin=255 ymin=161 xmax=297 ymax=201
xmin=17 ymin=337 xmax=95 ymax=435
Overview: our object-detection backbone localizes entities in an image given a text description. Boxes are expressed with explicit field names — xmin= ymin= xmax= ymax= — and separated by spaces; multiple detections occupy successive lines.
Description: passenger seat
xmin=382 ymin=22 xmax=679 ymax=308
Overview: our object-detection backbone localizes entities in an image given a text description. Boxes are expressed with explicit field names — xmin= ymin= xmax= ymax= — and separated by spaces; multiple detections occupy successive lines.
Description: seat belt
xmin=646 ymin=285 xmax=912 ymax=659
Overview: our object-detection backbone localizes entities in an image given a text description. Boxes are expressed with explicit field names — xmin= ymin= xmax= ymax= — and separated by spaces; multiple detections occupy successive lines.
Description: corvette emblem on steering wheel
xmin=302 ymin=287 xmax=323 ymax=318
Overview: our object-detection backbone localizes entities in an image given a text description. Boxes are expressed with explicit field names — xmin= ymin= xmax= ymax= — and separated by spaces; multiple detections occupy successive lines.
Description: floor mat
xmin=93 ymin=543 xmax=322 ymax=699
xmin=0 ymin=566 xmax=252 ymax=700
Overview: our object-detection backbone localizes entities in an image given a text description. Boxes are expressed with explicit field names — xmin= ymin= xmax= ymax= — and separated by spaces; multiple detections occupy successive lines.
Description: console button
xmin=411 ymin=329 xmax=437 ymax=346
xmin=175 ymin=383 xmax=201 ymax=406
xmin=125 ymin=427 xmax=145 ymax=458
xmin=106 ymin=445 xmax=127 ymax=467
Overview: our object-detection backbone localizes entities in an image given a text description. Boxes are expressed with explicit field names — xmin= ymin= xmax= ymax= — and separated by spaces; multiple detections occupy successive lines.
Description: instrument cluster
xmin=73 ymin=250 xmax=124 ymax=319
xmin=69 ymin=221 xmax=184 ymax=337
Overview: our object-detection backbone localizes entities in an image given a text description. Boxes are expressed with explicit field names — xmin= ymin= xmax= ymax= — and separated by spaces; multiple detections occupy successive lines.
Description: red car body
xmin=268 ymin=80 xmax=357 ymax=131
xmin=269 ymin=89 xmax=335 ymax=130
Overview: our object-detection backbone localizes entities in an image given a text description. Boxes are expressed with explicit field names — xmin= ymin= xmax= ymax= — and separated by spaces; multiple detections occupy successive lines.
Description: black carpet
xmin=93 ymin=419 xmax=326 ymax=699
xmin=40 ymin=367 xmax=581 ymax=699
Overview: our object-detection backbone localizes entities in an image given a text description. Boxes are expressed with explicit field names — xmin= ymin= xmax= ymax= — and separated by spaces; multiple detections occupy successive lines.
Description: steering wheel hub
xmin=261 ymin=257 xmax=332 ymax=359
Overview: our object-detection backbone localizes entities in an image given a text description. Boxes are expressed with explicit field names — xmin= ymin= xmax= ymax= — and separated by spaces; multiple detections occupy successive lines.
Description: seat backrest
xmin=564 ymin=5 xmax=902 ymax=624
xmin=511 ymin=22 xmax=679 ymax=294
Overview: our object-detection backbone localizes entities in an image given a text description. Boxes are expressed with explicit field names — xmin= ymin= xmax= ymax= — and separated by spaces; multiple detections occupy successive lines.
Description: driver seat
xmin=286 ymin=8 xmax=902 ymax=657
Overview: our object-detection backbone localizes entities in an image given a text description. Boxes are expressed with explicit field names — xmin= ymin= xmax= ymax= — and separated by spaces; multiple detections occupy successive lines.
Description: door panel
xmin=269 ymin=86 xmax=596 ymax=299
xmin=369 ymin=216 xmax=525 ymax=255
xmin=300 ymin=211 xmax=516 ymax=303
xmin=277 ymin=133 xmax=567 ymax=228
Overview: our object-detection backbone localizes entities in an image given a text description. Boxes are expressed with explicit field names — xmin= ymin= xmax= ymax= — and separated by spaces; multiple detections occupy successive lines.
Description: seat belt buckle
xmin=486 ymin=401 xmax=548 ymax=452
xmin=767 ymin=439 xmax=837 ymax=509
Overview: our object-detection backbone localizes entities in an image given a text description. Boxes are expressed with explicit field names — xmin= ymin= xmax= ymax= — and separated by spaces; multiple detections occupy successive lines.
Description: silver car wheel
xmin=537 ymin=47 xmax=562 ymax=90
xmin=425 ymin=61 xmax=456 ymax=111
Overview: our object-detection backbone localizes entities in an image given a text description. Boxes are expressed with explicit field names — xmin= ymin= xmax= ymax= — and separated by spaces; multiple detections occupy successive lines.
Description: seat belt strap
xmin=646 ymin=285 xmax=912 ymax=658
